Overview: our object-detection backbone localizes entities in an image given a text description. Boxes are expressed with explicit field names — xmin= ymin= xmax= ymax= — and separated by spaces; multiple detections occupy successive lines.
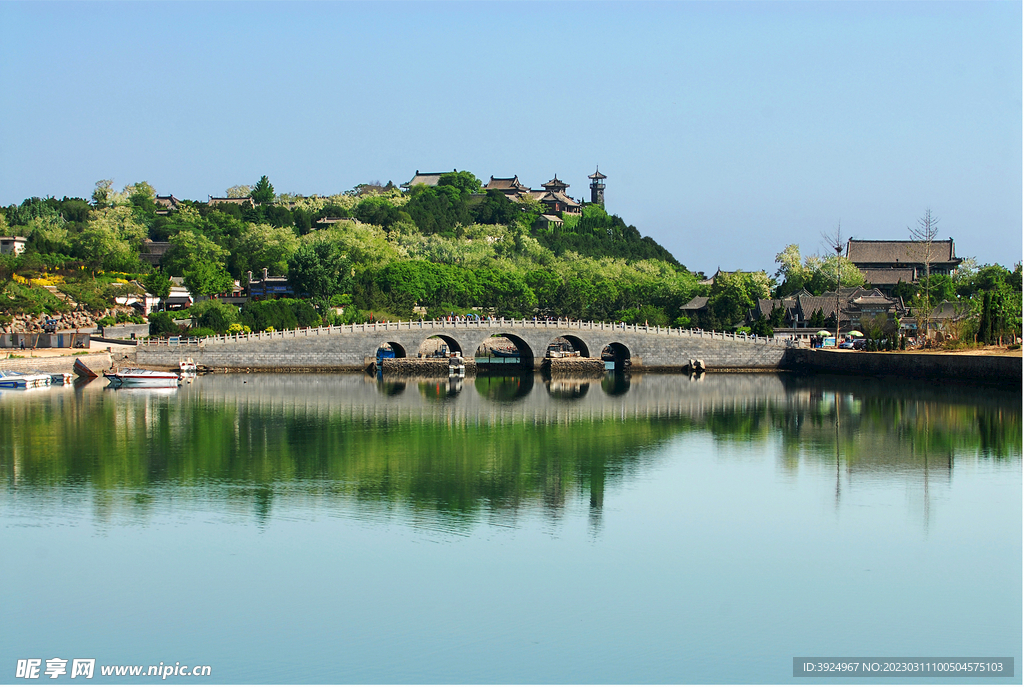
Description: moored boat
xmin=73 ymin=358 xmax=99 ymax=378
xmin=37 ymin=371 xmax=72 ymax=385
xmin=0 ymin=370 xmax=52 ymax=389
xmin=104 ymin=368 xmax=180 ymax=388
xmin=178 ymin=358 xmax=197 ymax=374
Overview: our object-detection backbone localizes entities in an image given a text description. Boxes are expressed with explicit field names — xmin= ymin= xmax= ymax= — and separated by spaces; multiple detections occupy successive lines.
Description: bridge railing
xmin=138 ymin=318 xmax=799 ymax=348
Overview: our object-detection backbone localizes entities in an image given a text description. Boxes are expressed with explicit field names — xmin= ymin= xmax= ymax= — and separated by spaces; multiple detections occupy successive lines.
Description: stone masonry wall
xmin=787 ymin=348 xmax=1022 ymax=389
xmin=135 ymin=323 xmax=791 ymax=371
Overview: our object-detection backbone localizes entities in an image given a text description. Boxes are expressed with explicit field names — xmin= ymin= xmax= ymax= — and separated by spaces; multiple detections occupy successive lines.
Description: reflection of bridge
xmin=137 ymin=318 xmax=793 ymax=370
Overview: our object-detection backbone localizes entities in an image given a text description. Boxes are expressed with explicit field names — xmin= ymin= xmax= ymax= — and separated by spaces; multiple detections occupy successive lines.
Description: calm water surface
xmin=1 ymin=372 xmax=1020 ymax=683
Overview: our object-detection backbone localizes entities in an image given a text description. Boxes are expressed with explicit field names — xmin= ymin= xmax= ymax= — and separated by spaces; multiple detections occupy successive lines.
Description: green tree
xmin=163 ymin=230 xmax=229 ymax=277
xmin=92 ymin=179 xmax=114 ymax=208
xmin=405 ymin=185 xmax=471 ymax=236
xmin=251 ymin=176 xmax=275 ymax=205
xmin=26 ymin=215 xmax=71 ymax=255
xmin=437 ymin=171 xmax=481 ymax=195
xmin=142 ymin=271 xmax=172 ymax=300
xmin=750 ymin=314 xmax=773 ymax=337
xmin=183 ymin=262 xmax=234 ymax=298
xmin=287 ymin=239 xmax=352 ymax=309
xmin=72 ymin=225 xmax=136 ymax=274
xmin=236 ymin=223 xmax=300 ymax=278
xmin=189 ymin=299 xmax=240 ymax=333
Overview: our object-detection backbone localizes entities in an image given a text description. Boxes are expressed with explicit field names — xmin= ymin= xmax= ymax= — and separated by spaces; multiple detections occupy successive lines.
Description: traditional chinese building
xmin=483 ymin=175 xmax=532 ymax=200
xmin=532 ymin=175 xmax=581 ymax=215
xmin=846 ymin=239 xmax=962 ymax=277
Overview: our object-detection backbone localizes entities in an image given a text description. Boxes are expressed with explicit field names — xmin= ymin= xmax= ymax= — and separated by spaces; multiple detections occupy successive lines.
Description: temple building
xmin=531 ymin=175 xmax=581 ymax=215
xmin=846 ymin=239 xmax=962 ymax=295
xmin=401 ymin=170 xmax=456 ymax=190
xmin=482 ymin=175 xmax=532 ymax=200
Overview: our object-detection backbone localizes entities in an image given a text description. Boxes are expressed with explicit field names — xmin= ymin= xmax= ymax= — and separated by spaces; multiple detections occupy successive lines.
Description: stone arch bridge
xmin=135 ymin=318 xmax=794 ymax=371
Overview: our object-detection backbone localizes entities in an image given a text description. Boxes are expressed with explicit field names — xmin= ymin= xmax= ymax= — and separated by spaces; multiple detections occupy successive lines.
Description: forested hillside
xmin=0 ymin=172 xmax=704 ymax=331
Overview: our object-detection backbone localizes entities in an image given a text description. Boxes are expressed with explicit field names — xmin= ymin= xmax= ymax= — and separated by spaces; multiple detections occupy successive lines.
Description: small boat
xmin=448 ymin=355 xmax=466 ymax=378
xmin=73 ymin=358 xmax=98 ymax=378
xmin=178 ymin=358 xmax=197 ymax=374
xmin=104 ymin=368 xmax=180 ymax=388
xmin=37 ymin=371 xmax=72 ymax=385
xmin=0 ymin=370 xmax=52 ymax=389
xmin=490 ymin=348 xmax=520 ymax=358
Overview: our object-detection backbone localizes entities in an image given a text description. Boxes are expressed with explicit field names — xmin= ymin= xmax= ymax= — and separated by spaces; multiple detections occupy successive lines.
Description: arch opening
xmin=375 ymin=341 xmax=407 ymax=362
xmin=601 ymin=342 xmax=631 ymax=371
xmin=544 ymin=335 xmax=588 ymax=359
xmin=417 ymin=334 xmax=463 ymax=358
xmin=474 ymin=333 xmax=534 ymax=369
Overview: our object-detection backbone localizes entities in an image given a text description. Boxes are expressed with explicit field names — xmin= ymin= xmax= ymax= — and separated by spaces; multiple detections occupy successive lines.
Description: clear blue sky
xmin=1 ymin=1 xmax=1020 ymax=275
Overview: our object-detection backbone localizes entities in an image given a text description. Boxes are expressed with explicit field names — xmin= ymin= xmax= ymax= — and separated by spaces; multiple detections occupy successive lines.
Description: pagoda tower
xmin=588 ymin=167 xmax=606 ymax=206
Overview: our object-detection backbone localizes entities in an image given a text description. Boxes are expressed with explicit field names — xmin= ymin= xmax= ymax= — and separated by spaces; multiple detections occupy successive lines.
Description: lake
xmin=1 ymin=372 xmax=1020 ymax=683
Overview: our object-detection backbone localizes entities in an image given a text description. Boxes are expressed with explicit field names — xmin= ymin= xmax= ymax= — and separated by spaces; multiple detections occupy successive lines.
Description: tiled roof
xmin=484 ymin=176 xmax=528 ymax=191
xmin=536 ymin=191 xmax=580 ymax=208
xmin=208 ymin=196 xmax=255 ymax=208
xmin=402 ymin=170 xmax=453 ymax=188
xmin=860 ymin=267 xmax=917 ymax=285
xmin=542 ymin=176 xmax=569 ymax=191
xmin=797 ymin=296 xmax=840 ymax=319
xmin=847 ymin=239 xmax=957 ymax=264
xmin=681 ymin=296 xmax=709 ymax=311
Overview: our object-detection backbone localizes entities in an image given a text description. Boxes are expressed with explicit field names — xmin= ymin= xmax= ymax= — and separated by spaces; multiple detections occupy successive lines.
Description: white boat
xmin=0 ymin=370 xmax=52 ymax=389
xmin=448 ymin=355 xmax=466 ymax=378
xmin=37 ymin=371 xmax=72 ymax=385
xmin=104 ymin=368 xmax=180 ymax=388
xmin=178 ymin=358 xmax=197 ymax=374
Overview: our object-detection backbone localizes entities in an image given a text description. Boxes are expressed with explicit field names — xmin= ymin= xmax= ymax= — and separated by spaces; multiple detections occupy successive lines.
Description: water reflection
xmin=0 ymin=372 xmax=1019 ymax=530
xmin=545 ymin=377 xmax=590 ymax=400
xmin=600 ymin=372 xmax=630 ymax=396
xmin=474 ymin=374 xmax=534 ymax=402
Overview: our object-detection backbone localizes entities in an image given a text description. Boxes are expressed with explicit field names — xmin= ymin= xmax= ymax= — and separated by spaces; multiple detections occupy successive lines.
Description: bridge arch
xmin=474 ymin=333 xmax=535 ymax=367
xmin=601 ymin=342 xmax=631 ymax=371
xmin=374 ymin=341 xmax=407 ymax=359
xmin=416 ymin=334 xmax=464 ymax=358
xmin=559 ymin=335 xmax=590 ymax=358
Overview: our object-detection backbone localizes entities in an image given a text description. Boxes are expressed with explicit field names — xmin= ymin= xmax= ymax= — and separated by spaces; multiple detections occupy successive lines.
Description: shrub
xmin=189 ymin=300 xmax=240 ymax=334
xmin=148 ymin=311 xmax=182 ymax=337
xmin=240 ymin=298 xmax=321 ymax=332
xmin=188 ymin=327 xmax=217 ymax=338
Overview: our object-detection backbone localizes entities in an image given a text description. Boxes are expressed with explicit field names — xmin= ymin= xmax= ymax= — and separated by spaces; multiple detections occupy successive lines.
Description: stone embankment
xmin=0 ymin=351 xmax=111 ymax=374
xmin=545 ymin=357 xmax=606 ymax=377
xmin=380 ymin=358 xmax=477 ymax=375
xmin=787 ymin=348 xmax=1021 ymax=388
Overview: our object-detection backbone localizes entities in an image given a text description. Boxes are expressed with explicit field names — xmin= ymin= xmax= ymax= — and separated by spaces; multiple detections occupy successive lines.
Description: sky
xmin=1 ymin=1 xmax=1020 ymax=276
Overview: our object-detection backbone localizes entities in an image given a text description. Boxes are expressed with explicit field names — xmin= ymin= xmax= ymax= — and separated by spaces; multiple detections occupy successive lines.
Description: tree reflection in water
xmin=0 ymin=372 xmax=1018 ymax=530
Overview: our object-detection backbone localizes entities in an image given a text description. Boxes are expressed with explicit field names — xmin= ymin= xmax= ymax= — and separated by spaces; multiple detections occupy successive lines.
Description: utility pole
xmin=822 ymin=223 xmax=845 ymax=347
